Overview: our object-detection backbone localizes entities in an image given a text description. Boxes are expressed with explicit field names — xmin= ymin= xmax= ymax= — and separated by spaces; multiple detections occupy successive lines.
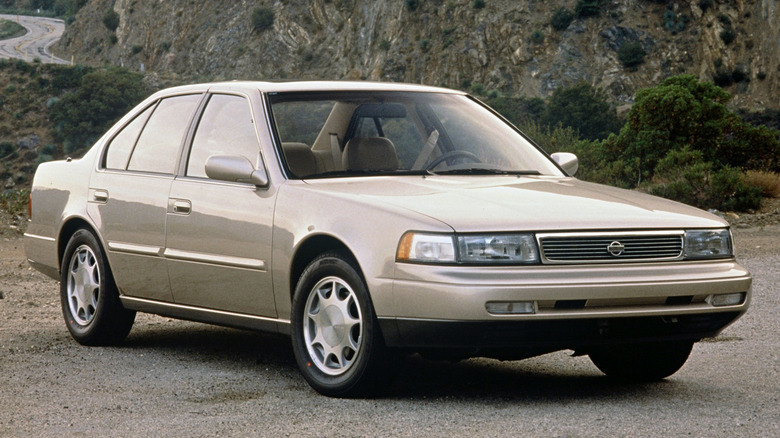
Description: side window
xmin=127 ymin=94 xmax=201 ymax=174
xmin=187 ymin=94 xmax=259 ymax=178
xmin=104 ymin=105 xmax=154 ymax=170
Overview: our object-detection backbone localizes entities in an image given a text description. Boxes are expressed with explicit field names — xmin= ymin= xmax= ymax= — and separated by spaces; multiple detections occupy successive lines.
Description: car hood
xmin=302 ymin=176 xmax=728 ymax=232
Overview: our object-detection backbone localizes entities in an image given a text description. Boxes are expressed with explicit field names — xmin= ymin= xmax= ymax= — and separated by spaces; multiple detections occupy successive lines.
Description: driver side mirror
xmin=551 ymin=152 xmax=578 ymax=176
xmin=205 ymin=155 xmax=269 ymax=186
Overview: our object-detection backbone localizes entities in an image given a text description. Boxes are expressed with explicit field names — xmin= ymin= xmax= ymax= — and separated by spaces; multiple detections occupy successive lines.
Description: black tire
xmin=60 ymin=229 xmax=135 ymax=346
xmin=290 ymin=251 xmax=391 ymax=397
xmin=589 ymin=341 xmax=694 ymax=382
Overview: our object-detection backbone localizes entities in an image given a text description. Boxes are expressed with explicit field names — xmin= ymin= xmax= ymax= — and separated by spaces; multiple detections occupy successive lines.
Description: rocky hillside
xmin=54 ymin=0 xmax=779 ymax=110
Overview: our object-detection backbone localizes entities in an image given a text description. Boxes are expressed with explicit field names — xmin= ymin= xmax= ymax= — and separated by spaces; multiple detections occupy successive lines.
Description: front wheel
xmin=291 ymin=251 xmax=390 ymax=397
xmin=60 ymin=229 xmax=135 ymax=346
xmin=589 ymin=341 xmax=694 ymax=382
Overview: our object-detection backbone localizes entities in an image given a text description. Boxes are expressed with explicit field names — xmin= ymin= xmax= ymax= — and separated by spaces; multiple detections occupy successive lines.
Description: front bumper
xmin=379 ymin=259 xmax=751 ymax=349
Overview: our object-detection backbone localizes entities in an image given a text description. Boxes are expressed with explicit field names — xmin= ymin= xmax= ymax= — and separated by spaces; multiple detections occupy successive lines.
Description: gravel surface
xmin=1 ymin=225 xmax=778 ymax=437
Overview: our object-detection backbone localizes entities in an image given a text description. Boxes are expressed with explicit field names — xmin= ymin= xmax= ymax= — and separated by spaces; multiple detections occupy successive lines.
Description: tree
xmin=50 ymin=67 xmax=150 ymax=153
xmin=602 ymin=75 xmax=779 ymax=186
xmin=541 ymin=82 xmax=621 ymax=141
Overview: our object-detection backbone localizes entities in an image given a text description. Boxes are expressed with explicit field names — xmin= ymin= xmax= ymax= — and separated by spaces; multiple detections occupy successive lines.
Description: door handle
xmin=93 ymin=190 xmax=109 ymax=203
xmin=172 ymin=200 xmax=192 ymax=215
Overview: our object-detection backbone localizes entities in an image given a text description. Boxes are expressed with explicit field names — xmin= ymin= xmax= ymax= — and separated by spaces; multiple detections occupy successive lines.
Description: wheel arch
xmin=58 ymin=217 xmax=102 ymax=270
xmin=288 ymin=234 xmax=362 ymax=301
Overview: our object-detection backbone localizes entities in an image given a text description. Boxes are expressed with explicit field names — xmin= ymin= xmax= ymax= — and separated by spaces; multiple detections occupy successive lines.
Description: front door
xmin=165 ymin=93 xmax=276 ymax=317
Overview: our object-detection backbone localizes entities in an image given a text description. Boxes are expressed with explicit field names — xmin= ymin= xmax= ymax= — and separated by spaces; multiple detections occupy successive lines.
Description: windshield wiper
xmin=432 ymin=168 xmax=541 ymax=176
xmin=305 ymin=169 xmax=434 ymax=179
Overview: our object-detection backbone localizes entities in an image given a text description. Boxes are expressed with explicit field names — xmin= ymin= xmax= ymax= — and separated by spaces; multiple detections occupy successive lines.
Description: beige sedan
xmin=25 ymin=81 xmax=751 ymax=397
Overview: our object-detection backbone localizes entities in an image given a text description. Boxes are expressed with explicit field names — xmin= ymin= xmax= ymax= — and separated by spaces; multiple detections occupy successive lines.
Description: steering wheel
xmin=425 ymin=150 xmax=481 ymax=170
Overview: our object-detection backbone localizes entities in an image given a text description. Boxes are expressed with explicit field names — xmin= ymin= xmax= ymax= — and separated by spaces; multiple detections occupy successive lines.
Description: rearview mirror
xmin=205 ymin=155 xmax=269 ymax=186
xmin=551 ymin=152 xmax=578 ymax=176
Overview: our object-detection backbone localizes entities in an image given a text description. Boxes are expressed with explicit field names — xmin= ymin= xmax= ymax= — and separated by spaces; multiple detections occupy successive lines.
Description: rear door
xmin=88 ymin=93 xmax=203 ymax=301
xmin=165 ymin=92 xmax=276 ymax=317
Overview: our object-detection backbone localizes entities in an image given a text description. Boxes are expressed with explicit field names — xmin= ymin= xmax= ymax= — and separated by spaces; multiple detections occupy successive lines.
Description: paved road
xmin=0 ymin=14 xmax=68 ymax=64
xmin=0 ymin=226 xmax=778 ymax=437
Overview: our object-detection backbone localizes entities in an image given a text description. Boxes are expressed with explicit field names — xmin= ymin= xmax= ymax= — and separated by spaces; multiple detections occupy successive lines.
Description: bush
xmin=596 ymin=75 xmax=780 ymax=210
xmin=405 ymin=0 xmax=419 ymax=11
xmin=102 ymin=9 xmax=119 ymax=32
xmin=743 ymin=170 xmax=780 ymax=198
xmin=530 ymin=30 xmax=544 ymax=44
xmin=472 ymin=0 xmax=485 ymax=9
xmin=0 ymin=141 xmax=16 ymax=159
xmin=49 ymin=67 xmax=150 ymax=153
xmin=617 ymin=41 xmax=645 ymax=71
xmin=251 ymin=7 xmax=274 ymax=32
xmin=720 ymin=28 xmax=736 ymax=45
xmin=541 ymin=82 xmax=622 ymax=141
xmin=575 ymin=0 xmax=601 ymax=18
xmin=551 ymin=7 xmax=574 ymax=31
xmin=648 ymin=148 xmax=762 ymax=211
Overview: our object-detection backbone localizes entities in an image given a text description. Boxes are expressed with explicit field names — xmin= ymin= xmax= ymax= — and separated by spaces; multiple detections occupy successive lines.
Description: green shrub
xmin=647 ymin=148 xmax=762 ymax=211
xmin=131 ymin=45 xmax=142 ymax=54
xmin=575 ymin=0 xmax=601 ymax=18
xmin=0 ymin=141 xmax=16 ymax=159
xmin=720 ymin=28 xmax=736 ymax=45
xmin=472 ymin=0 xmax=485 ymax=9
xmin=617 ymin=42 xmax=645 ymax=71
xmin=102 ymin=9 xmax=119 ymax=32
xmin=599 ymin=74 xmax=780 ymax=196
xmin=405 ymin=0 xmax=419 ymax=11
xmin=379 ymin=39 xmax=390 ymax=50
xmin=530 ymin=30 xmax=544 ymax=44
xmin=551 ymin=7 xmax=574 ymax=31
xmin=541 ymin=82 xmax=622 ymax=141
xmin=251 ymin=7 xmax=274 ymax=32
xmin=50 ymin=67 xmax=150 ymax=153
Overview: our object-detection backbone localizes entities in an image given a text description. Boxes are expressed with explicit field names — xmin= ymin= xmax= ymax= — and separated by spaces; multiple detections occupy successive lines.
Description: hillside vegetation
xmin=54 ymin=0 xmax=780 ymax=111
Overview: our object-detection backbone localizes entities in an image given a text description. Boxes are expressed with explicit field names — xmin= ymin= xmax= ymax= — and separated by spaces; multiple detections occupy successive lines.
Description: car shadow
xmin=119 ymin=320 xmax=686 ymax=401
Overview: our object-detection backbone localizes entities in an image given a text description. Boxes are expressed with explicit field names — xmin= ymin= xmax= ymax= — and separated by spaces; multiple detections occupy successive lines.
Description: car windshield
xmin=268 ymin=91 xmax=563 ymax=179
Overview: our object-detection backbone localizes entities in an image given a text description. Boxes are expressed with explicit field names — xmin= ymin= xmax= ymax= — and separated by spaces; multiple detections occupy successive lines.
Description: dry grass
xmin=744 ymin=170 xmax=780 ymax=198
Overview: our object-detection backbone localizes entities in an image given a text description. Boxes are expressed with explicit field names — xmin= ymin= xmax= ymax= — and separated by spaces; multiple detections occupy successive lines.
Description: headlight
xmin=684 ymin=229 xmax=732 ymax=259
xmin=397 ymin=232 xmax=540 ymax=264
xmin=457 ymin=234 xmax=539 ymax=264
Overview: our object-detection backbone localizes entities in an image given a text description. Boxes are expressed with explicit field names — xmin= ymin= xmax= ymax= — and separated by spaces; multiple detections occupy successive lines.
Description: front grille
xmin=538 ymin=231 xmax=684 ymax=264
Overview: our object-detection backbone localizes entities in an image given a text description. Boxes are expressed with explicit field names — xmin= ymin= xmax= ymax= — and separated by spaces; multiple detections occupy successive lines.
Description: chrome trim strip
xmin=108 ymin=241 xmax=164 ymax=257
xmin=23 ymin=233 xmax=56 ymax=242
xmin=120 ymin=296 xmax=290 ymax=325
xmin=164 ymin=248 xmax=266 ymax=271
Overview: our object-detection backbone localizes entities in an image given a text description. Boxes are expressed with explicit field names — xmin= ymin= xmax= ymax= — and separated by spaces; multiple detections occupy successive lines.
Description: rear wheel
xmin=60 ymin=229 xmax=135 ymax=346
xmin=291 ymin=251 xmax=390 ymax=397
xmin=589 ymin=341 xmax=694 ymax=382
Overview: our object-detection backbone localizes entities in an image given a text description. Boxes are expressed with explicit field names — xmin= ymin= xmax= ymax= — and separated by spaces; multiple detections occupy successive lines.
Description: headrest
xmin=282 ymin=142 xmax=317 ymax=177
xmin=342 ymin=137 xmax=398 ymax=171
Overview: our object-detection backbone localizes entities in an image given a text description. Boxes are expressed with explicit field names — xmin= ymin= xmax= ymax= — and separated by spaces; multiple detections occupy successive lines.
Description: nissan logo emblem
xmin=607 ymin=241 xmax=625 ymax=257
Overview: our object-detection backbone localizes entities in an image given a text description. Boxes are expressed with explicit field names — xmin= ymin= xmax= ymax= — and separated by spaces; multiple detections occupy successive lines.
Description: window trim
xmin=97 ymin=92 xmax=206 ymax=176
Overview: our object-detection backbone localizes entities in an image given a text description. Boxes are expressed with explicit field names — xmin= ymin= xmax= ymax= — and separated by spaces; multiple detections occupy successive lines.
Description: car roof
xmin=150 ymin=81 xmax=465 ymax=98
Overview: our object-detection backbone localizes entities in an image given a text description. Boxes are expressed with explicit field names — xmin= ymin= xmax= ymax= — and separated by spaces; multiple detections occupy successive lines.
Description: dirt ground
xmin=1 ymin=218 xmax=778 ymax=437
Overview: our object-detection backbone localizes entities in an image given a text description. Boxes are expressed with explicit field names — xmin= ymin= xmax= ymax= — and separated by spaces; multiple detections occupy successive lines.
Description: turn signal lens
xmin=709 ymin=292 xmax=745 ymax=307
xmin=396 ymin=232 xmax=456 ymax=263
xmin=486 ymin=301 xmax=536 ymax=315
